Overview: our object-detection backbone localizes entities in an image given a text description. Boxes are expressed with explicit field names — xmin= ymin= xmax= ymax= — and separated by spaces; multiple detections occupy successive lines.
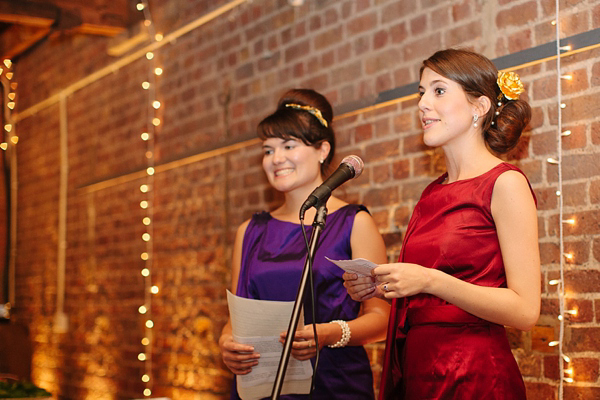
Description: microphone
xmin=299 ymin=155 xmax=364 ymax=220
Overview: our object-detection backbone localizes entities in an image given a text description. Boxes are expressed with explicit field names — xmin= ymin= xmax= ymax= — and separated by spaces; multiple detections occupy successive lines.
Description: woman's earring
xmin=473 ymin=114 xmax=479 ymax=128
xmin=319 ymin=159 xmax=324 ymax=164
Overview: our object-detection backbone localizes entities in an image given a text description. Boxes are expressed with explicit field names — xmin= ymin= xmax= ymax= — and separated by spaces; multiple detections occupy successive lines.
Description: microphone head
xmin=341 ymin=155 xmax=364 ymax=178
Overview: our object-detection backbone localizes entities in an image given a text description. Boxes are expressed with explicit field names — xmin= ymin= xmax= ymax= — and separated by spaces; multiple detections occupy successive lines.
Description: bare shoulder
xmin=493 ymin=169 xmax=533 ymax=201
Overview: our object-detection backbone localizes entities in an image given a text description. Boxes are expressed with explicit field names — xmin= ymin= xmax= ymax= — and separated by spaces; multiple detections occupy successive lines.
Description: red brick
xmin=508 ymin=28 xmax=533 ymax=53
xmin=403 ymin=33 xmax=442 ymax=61
xmin=347 ymin=12 xmax=377 ymax=36
xmin=410 ymin=15 xmax=427 ymax=35
xmin=446 ymin=21 xmax=483 ymax=48
xmin=365 ymin=139 xmax=400 ymax=162
xmin=452 ymin=0 xmax=471 ymax=21
xmin=564 ymin=386 xmax=600 ymax=400
xmin=381 ymin=2 xmax=417 ymax=24
xmin=496 ymin=1 xmax=538 ymax=29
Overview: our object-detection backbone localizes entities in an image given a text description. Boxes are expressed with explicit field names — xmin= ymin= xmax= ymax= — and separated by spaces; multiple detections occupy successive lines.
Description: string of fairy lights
xmin=545 ymin=1 xmax=577 ymax=398
xmin=1 ymin=59 xmax=18 ymax=151
xmin=135 ymin=0 xmax=163 ymax=397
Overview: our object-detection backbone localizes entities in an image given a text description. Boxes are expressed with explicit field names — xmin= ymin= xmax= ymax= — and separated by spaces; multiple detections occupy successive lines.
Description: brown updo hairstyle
xmin=257 ymin=88 xmax=335 ymax=176
xmin=420 ymin=49 xmax=531 ymax=153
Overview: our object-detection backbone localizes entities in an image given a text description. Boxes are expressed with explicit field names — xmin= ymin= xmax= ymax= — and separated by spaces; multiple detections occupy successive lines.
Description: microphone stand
xmin=270 ymin=202 xmax=328 ymax=399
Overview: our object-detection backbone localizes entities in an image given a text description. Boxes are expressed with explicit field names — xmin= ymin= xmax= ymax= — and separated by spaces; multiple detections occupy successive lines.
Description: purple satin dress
xmin=232 ymin=204 xmax=375 ymax=400
xmin=380 ymin=163 xmax=535 ymax=400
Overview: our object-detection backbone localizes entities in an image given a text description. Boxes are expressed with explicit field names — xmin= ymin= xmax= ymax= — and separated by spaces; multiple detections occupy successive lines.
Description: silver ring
xmin=383 ymin=284 xmax=388 ymax=292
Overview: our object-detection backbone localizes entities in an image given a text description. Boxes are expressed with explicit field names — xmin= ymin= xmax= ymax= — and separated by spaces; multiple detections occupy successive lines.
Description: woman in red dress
xmin=344 ymin=49 xmax=540 ymax=399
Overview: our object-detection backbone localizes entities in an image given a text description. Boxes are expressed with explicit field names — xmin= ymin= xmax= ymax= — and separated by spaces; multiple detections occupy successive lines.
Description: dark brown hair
xmin=257 ymin=88 xmax=335 ymax=175
xmin=420 ymin=49 xmax=531 ymax=153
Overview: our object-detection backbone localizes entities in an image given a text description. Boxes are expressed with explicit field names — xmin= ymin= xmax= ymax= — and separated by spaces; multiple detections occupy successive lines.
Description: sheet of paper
xmin=226 ymin=290 xmax=313 ymax=400
xmin=325 ymin=256 xmax=378 ymax=276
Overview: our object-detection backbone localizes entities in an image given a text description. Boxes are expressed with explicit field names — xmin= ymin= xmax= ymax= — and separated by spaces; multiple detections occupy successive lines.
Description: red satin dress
xmin=379 ymin=163 xmax=534 ymax=400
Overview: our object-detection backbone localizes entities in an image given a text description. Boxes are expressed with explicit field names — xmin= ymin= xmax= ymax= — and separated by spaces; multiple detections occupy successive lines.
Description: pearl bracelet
xmin=328 ymin=320 xmax=351 ymax=348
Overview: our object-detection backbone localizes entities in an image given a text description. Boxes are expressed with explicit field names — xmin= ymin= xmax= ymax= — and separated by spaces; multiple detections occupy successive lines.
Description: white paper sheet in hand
xmin=325 ymin=256 xmax=378 ymax=276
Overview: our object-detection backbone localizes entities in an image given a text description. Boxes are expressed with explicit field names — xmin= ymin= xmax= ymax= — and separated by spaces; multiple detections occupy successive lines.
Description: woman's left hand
xmin=279 ymin=324 xmax=327 ymax=361
xmin=373 ymin=262 xmax=432 ymax=298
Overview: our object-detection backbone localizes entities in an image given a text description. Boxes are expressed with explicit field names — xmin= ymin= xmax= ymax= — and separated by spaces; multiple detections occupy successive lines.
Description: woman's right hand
xmin=219 ymin=333 xmax=260 ymax=375
xmin=342 ymin=272 xmax=384 ymax=301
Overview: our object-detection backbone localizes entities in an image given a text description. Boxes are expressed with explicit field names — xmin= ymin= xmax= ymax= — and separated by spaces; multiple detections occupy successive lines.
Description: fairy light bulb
xmin=144 ymin=389 xmax=151 ymax=397
xmin=141 ymin=337 xmax=150 ymax=346
xmin=566 ymin=309 xmax=578 ymax=316
xmin=152 ymin=118 xmax=161 ymax=126
xmin=140 ymin=200 xmax=149 ymax=209
xmin=7 ymin=93 xmax=15 ymax=100
xmin=562 ymin=218 xmax=575 ymax=225
xmin=140 ymin=184 xmax=149 ymax=193
xmin=560 ymin=103 xmax=566 ymax=109
xmin=152 ymin=101 xmax=161 ymax=109
xmin=138 ymin=353 xmax=147 ymax=361
xmin=563 ymin=253 xmax=574 ymax=261
xmin=142 ymin=374 xmax=150 ymax=382
xmin=7 ymin=102 xmax=14 ymax=109
xmin=549 ymin=279 xmax=561 ymax=285
xmin=5 ymin=72 xmax=12 ymax=80
xmin=146 ymin=151 xmax=153 ymax=159
xmin=141 ymin=253 xmax=149 ymax=261
xmin=154 ymin=67 xmax=163 ymax=75
xmin=547 ymin=157 xmax=559 ymax=164
xmin=561 ymin=130 xmax=571 ymax=136
xmin=155 ymin=33 xmax=163 ymax=41
xmin=0 ymin=143 xmax=7 ymax=151
xmin=549 ymin=341 xmax=560 ymax=347
xmin=141 ymin=132 xmax=149 ymax=140
xmin=147 ymin=167 xmax=155 ymax=175
xmin=3 ymin=59 xmax=11 ymax=68
xmin=136 ymin=3 xmax=145 ymax=11
xmin=142 ymin=81 xmax=150 ymax=89
xmin=146 ymin=320 xmax=154 ymax=328
xmin=144 ymin=19 xmax=151 ymax=27
xmin=141 ymin=268 xmax=150 ymax=276
xmin=142 ymin=233 xmax=150 ymax=241
xmin=4 ymin=124 xmax=12 ymax=132
xmin=561 ymin=74 xmax=572 ymax=80
xmin=562 ymin=354 xmax=571 ymax=363
xmin=143 ymin=217 xmax=151 ymax=225
xmin=146 ymin=52 xmax=154 ymax=60
xmin=139 ymin=305 xmax=148 ymax=314
xmin=150 ymin=286 xmax=159 ymax=294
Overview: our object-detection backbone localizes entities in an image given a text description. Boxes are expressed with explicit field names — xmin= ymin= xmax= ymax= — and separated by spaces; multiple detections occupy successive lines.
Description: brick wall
xmin=9 ymin=0 xmax=600 ymax=399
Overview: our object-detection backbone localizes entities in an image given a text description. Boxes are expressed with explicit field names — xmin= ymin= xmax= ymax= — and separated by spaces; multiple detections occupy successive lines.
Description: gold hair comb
xmin=285 ymin=103 xmax=329 ymax=128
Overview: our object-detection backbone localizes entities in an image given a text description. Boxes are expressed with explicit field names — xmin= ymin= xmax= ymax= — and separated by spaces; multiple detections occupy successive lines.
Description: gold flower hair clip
xmin=497 ymin=71 xmax=525 ymax=102
xmin=285 ymin=103 xmax=329 ymax=128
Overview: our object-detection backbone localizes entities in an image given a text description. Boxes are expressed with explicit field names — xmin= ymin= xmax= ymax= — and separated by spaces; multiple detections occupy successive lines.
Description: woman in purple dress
xmin=219 ymin=89 xmax=389 ymax=399
xmin=343 ymin=49 xmax=541 ymax=399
